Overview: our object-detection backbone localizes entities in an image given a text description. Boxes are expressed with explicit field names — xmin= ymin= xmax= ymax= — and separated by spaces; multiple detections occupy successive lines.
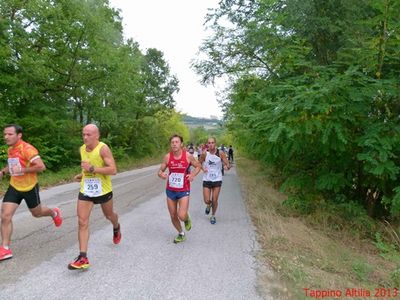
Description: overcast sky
xmin=109 ymin=0 xmax=223 ymax=119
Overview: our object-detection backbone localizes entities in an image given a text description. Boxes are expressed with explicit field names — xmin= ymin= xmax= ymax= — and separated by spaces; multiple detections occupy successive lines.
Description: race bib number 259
xmin=83 ymin=178 xmax=102 ymax=197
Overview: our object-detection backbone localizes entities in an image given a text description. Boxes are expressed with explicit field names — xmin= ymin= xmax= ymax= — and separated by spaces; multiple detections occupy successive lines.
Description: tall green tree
xmin=141 ymin=48 xmax=179 ymax=115
xmin=194 ymin=0 xmax=400 ymax=218
xmin=0 ymin=0 xmax=187 ymax=169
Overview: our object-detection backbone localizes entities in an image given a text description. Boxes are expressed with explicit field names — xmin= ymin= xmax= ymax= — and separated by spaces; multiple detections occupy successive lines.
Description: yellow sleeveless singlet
xmin=79 ymin=142 xmax=112 ymax=196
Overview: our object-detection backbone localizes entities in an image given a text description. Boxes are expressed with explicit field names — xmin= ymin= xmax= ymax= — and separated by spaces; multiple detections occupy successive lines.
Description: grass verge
xmin=235 ymin=156 xmax=400 ymax=300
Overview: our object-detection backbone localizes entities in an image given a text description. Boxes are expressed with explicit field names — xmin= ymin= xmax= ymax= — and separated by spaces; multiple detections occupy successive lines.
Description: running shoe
xmin=173 ymin=233 xmax=186 ymax=244
xmin=184 ymin=214 xmax=192 ymax=231
xmin=210 ymin=216 xmax=216 ymax=225
xmin=205 ymin=204 xmax=211 ymax=215
xmin=68 ymin=255 xmax=90 ymax=270
xmin=0 ymin=246 xmax=12 ymax=261
xmin=113 ymin=224 xmax=121 ymax=244
xmin=52 ymin=207 xmax=63 ymax=227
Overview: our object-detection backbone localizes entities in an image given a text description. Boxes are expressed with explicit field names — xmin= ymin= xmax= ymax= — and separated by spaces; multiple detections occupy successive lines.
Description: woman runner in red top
xmin=158 ymin=134 xmax=201 ymax=243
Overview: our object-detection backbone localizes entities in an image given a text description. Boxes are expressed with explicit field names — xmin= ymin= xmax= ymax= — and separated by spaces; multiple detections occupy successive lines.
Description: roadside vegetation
xmin=0 ymin=155 xmax=162 ymax=195
xmin=2 ymin=1 xmax=400 ymax=297
xmin=195 ymin=0 xmax=400 ymax=220
xmin=0 ymin=0 xmax=188 ymax=178
xmin=237 ymin=155 xmax=400 ymax=299
xmin=194 ymin=1 xmax=400 ymax=298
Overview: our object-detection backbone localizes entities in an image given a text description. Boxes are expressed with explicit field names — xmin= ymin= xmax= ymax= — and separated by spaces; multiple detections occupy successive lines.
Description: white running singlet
xmin=202 ymin=151 xmax=223 ymax=182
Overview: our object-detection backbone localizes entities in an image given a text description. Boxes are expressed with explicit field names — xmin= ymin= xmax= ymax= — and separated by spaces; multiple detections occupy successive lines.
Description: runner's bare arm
xmin=220 ymin=151 xmax=231 ymax=170
xmin=82 ymin=144 xmax=117 ymax=175
xmin=198 ymin=153 xmax=207 ymax=172
xmin=0 ymin=166 xmax=9 ymax=177
xmin=74 ymin=173 xmax=83 ymax=182
xmin=186 ymin=154 xmax=201 ymax=182
xmin=21 ymin=156 xmax=46 ymax=173
xmin=98 ymin=144 xmax=117 ymax=175
xmin=158 ymin=154 xmax=169 ymax=179
xmin=190 ymin=154 xmax=201 ymax=175
xmin=198 ymin=152 xmax=206 ymax=164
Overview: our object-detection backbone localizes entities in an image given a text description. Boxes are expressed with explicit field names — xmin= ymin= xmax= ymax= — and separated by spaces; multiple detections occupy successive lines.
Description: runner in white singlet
xmin=199 ymin=137 xmax=230 ymax=224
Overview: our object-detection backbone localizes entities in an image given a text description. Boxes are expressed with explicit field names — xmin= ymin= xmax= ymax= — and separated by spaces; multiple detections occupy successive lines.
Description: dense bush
xmin=0 ymin=0 xmax=184 ymax=169
xmin=195 ymin=0 xmax=400 ymax=218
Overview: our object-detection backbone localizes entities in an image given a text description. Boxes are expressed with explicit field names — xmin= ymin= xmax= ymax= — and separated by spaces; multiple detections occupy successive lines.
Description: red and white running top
xmin=166 ymin=150 xmax=190 ymax=192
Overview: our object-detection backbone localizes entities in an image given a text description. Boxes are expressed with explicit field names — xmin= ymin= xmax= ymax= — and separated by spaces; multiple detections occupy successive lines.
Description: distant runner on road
xmin=228 ymin=145 xmax=234 ymax=163
xmin=68 ymin=124 xmax=121 ymax=270
xmin=158 ymin=134 xmax=201 ymax=243
xmin=0 ymin=124 xmax=62 ymax=262
xmin=188 ymin=143 xmax=195 ymax=155
xmin=196 ymin=144 xmax=202 ymax=160
xmin=199 ymin=137 xmax=230 ymax=225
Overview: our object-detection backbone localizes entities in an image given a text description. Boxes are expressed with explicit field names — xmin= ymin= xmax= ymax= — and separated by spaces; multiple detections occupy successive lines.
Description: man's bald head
xmin=83 ymin=124 xmax=99 ymax=135
xmin=82 ymin=124 xmax=100 ymax=148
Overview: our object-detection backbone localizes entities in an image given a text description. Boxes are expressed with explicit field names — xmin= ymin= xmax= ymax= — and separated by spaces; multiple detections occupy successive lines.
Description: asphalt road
xmin=0 ymin=165 xmax=269 ymax=300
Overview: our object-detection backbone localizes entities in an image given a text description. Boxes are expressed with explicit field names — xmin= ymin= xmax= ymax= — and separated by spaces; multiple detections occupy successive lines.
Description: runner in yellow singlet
xmin=68 ymin=124 xmax=121 ymax=270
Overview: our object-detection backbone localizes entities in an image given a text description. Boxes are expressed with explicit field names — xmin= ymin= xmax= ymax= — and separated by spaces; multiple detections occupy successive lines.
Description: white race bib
xmin=8 ymin=158 xmax=23 ymax=176
xmin=208 ymin=171 xmax=218 ymax=180
xmin=208 ymin=163 xmax=220 ymax=178
xmin=168 ymin=172 xmax=184 ymax=189
xmin=83 ymin=178 xmax=102 ymax=197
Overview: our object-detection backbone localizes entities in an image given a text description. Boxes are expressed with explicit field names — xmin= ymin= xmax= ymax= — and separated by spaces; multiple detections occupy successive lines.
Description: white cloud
xmin=109 ymin=0 xmax=223 ymax=119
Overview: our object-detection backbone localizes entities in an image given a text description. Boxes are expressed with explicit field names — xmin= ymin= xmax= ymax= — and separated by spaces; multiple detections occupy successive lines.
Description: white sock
xmin=3 ymin=245 xmax=9 ymax=250
xmin=180 ymin=231 xmax=185 ymax=236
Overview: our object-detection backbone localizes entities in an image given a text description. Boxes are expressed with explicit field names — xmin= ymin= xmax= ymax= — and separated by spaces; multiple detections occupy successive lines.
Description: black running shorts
xmin=3 ymin=184 xmax=41 ymax=209
xmin=78 ymin=191 xmax=113 ymax=204
xmin=202 ymin=181 xmax=222 ymax=188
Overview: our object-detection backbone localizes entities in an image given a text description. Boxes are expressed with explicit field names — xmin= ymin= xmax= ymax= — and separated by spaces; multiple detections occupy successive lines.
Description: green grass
xmin=235 ymin=155 xmax=400 ymax=299
xmin=352 ymin=260 xmax=374 ymax=282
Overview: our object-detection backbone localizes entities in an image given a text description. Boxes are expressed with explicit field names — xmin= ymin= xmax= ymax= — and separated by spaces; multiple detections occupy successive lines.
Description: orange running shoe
xmin=113 ymin=224 xmax=121 ymax=244
xmin=0 ymin=246 xmax=12 ymax=261
xmin=52 ymin=207 xmax=63 ymax=227
xmin=68 ymin=255 xmax=90 ymax=270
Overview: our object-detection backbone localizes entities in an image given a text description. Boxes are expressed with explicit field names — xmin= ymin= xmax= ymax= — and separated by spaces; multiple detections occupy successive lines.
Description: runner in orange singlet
xmin=0 ymin=124 xmax=63 ymax=262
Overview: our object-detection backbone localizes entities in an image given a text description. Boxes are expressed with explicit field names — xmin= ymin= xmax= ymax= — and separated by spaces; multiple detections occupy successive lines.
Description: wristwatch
xmin=89 ymin=166 xmax=95 ymax=173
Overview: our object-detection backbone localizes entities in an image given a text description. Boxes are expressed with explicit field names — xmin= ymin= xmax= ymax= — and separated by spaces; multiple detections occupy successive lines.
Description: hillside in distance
xmin=182 ymin=115 xmax=221 ymax=129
